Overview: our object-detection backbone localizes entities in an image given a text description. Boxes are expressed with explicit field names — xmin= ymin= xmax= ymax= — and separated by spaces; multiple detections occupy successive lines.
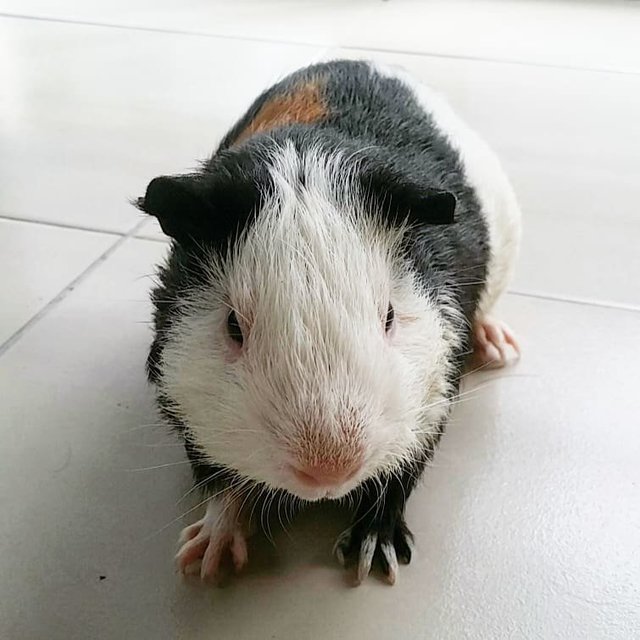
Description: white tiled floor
xmin=0 ymin=18 xmax=324 ymax=232
xmin=0 ymin=218 xmax=116 ymax=344
xmin=1 ymin=3 xmax=639 ymax=639
xmin=1 ymin=0 xmax=640 ymax=72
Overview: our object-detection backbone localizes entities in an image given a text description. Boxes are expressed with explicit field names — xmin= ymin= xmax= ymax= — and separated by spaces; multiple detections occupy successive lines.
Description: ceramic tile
xmin=0 ymin=218 xmax=116 ymax=345
xmin=0 ymin=237 xmax=180 ymax=640
xmin=1 ymin=5 xmax=639 ymax=639
xmin=0 ymin=1 xmax=638 ymax=72
xmin=0 ymin=236 xmax=638 ymax=639
xmin=0 ymin=17 xmax=325 ymax=232
xmin=331 ymin=49 xmax=640 ymax=308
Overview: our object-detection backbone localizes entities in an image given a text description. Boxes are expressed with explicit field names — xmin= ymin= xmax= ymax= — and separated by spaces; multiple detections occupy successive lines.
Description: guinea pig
xmin=137 ymin=59 xmax=521 ymax=585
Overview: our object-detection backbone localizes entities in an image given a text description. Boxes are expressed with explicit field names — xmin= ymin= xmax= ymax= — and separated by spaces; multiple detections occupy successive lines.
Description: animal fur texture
xmin=138 ymin=59 xmax=521 ymax=584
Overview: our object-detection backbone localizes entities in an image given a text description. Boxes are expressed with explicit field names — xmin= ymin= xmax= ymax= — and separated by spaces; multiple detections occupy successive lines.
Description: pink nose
xmin=291 ymin=461 xmax=361 ymax=487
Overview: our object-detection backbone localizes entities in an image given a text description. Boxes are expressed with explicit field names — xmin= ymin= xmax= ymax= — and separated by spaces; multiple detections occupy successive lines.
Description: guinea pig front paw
xmin=333 ymin=516 xmax=414 ymax=586
xmin=472 ymin=315 xmax=520 ymax=370
xmin=175 ymin=502 xmax=249 ymax=585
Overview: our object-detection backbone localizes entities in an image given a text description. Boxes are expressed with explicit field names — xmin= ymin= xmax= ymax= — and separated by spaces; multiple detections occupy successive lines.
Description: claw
xmin=356 ymin=533 xmax=378 ymax=585
xmin=177 ymin=521 xmax=205 ymax=545
xmin=334 ymin=519 xmax=413 ymax=586
xmin=394 ymin=525 xmax=414 ymax=564
xmin=333 ymin=530 xmax=351 ymax=567
xmin=379 ymin=541 xmax=399 ymax=585
xmin=230 ymin=532 xmax=249 ymax=572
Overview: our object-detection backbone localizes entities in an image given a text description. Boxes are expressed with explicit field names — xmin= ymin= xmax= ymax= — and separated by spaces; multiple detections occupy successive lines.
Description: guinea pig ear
xmin=359 ymin=165 xmax=456 ymax=226
xmin=136 ymin=174 xmax=214 ymax=244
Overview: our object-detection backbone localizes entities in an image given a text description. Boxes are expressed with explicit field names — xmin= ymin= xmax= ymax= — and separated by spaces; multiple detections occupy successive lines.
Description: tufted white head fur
xmin=159 ymin=142 xmax=458 ymax=501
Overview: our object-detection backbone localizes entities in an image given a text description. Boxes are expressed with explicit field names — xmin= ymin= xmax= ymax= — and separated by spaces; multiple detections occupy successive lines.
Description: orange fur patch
xmin=232 ymin=81 xmax=327 ymax=145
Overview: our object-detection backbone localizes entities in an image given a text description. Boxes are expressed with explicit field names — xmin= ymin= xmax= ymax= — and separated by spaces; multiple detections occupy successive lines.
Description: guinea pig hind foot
xmin=175 ymin=497 xmax=249 ymax=585
xmin=471 ymin=315 xmax=520 ymax=370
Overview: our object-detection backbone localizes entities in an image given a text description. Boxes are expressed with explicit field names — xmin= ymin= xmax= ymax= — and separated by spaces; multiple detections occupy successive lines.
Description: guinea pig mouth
xmin=288 ymin=483 xmax=355 ymax=502
xmin=284 ymin=463 xmax=362 ymax=501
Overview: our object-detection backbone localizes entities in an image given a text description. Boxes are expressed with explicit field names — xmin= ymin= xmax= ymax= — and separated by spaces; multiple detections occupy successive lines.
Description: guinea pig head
xmin=140 ymin=144 xmax=457 ymax=501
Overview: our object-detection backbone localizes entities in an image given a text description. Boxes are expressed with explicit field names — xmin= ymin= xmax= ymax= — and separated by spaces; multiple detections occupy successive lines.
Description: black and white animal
xmin=138 ymin=60 xmax=521 ymax=585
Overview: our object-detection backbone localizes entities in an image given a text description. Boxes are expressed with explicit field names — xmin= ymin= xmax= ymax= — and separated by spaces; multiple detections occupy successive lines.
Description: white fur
xmin=159 ymin=143 xmax=457 ymax=501
xmin=371 ymin=62 xmax=522 ymax=318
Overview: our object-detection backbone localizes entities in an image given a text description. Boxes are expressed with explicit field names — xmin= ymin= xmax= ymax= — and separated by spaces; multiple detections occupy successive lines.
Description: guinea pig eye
xmin=226 ymin=310 xmax=244 ymax=345
xmin=385 ymin=303 xmax=395 ymax=333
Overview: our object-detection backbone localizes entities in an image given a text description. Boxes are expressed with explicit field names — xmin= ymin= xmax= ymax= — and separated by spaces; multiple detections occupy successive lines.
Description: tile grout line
xmin=337 ymin=44 xmax=640 ymax=77
xmin=0 ymin=218 xmax=150 ymax=357
xmin=0 ymin=10 xmax=636 ymax=348
xmin=1 ymin=219 xmax=638 ymax=334
xmin=0 ymin=11 xmax=324 ymax=48
xmin=0 ymin=212 xmax=172 ymax=243
xmin=1 ymin=11 xmax=639 ymax=77
xmin=0 ymin=212 xmax=127 ymax=237
xmin=0 ymin=222 xmax=636 ymax=358
xmin=508 ymin=289 xmax=640 ymax=314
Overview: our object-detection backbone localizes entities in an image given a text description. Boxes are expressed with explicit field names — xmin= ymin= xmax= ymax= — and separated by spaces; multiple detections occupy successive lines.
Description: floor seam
xmin=0 ymin=212 xmax=127 ymax=237
xmin=0 ymin=223 xmax=636 ymax=358
xmin=1 ymin=11 xmax=638 ymax=77
xmin=338 ymin=43 xmax=640 ymax=77
xmin=0 ymin=11 xmax=328 ymax=50
xmin=0 ymin=218 xmax=149 ymax=357
xmin=508 ymin=289 xmax=640 ymax=314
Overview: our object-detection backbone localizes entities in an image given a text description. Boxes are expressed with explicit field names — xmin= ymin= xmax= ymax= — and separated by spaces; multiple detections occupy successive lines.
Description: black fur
xmin=334 ymin=441 xmax=439 ymax=578
xmin=140 ymin=60 xmax=490 ymax=581
xmin=140 ymin=148 xmax=273 ymax=250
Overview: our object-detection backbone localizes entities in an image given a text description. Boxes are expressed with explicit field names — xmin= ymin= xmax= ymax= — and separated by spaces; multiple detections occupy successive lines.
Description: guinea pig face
xmin=158 ymin=149 xmax=456 ymax=501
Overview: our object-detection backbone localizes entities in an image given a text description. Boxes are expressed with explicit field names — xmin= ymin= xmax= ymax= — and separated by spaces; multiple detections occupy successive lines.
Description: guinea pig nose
xmin=291 ymin=461 xmax=361 ymax=487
